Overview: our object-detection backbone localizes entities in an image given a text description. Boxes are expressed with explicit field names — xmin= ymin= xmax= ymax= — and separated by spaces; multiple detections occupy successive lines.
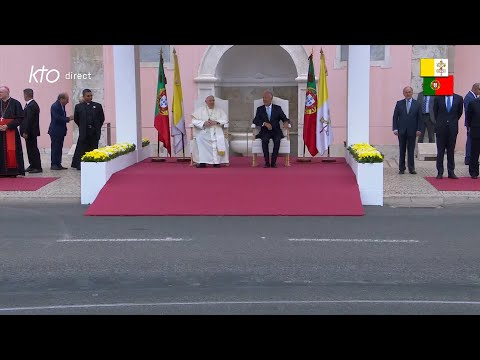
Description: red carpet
xmin=85 ymin=157 xmax=364 ymax=216
xmin=425 ymin=177 xmax=480 ymax=191
xmin=0 ymin=177 xmax=58 ymax=191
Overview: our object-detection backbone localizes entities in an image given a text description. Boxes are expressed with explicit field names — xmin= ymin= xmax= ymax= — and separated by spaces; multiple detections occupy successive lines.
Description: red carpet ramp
xmin=0 ymin=177 xmax=58 ymax=191
xmin=85 ymin=157 xmax=364 ymax=216
xmin=425 ymin=176 xmax=480 ymax=191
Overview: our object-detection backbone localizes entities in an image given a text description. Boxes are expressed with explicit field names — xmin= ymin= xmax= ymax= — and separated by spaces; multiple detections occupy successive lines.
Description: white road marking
xmin=0 ymin=299 xmax=479 ymax=312
xmin=57 ymin=238 xmax=191 ymax=242
xmin=288 ymin=238 xmax=420 ymax=243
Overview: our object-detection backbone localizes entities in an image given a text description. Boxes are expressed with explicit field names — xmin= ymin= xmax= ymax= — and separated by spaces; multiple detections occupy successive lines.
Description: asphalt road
xmin=1 ymin=201 xmax=480 ymax=314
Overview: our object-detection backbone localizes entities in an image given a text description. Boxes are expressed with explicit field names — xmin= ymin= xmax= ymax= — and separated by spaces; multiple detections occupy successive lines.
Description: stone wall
xmin=411 ymin=45 xmax=449 ymax=97
xmin=70 ymin=45 xmax=106 ymax=152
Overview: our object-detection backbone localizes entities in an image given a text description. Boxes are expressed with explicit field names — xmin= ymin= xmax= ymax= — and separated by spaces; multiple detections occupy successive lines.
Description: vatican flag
xmin=420 ymin=58 xmax=448 ymax=77
xmin=172 ymin=48 xmax=187 ymax=155
xmin=317 ymin=49 xmax=333 ymax=156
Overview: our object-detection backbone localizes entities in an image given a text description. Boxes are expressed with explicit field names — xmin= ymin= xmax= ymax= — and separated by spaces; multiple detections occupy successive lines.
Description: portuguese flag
xmin=154 ymin=50 xmax=171 ymax=156
xmin=303 ymin=52 xmax=318 ymax=157
xmin=423 ymin=75 xmax=454 ymax=96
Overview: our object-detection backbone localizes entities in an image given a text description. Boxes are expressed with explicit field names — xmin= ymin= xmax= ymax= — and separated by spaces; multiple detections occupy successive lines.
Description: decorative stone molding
xmin=411 ymin=45 xmax=448 ymax=96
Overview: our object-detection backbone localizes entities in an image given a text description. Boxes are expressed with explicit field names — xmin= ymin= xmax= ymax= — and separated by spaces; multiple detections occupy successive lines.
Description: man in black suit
xmin=20 ymin=88 xmax=42 ymax=173
xmin=252 ymin=90 xmax=290 ymax=168
xmin=416 ymin=91 xmax=435 ymax=143
xmin=48 ymin=93 xmax=73 ymax=170
xmin=392 ymin=86 xmax=423 ymax=174
xmin=463 ymin=83 xmax=480 ymax=165
xmin=71 ymin=89 xmax=105 ymax=170
xmin=433 ymin=92 xmax=464 ymax=179
xmin=466 ymin=97 xmax=480 ymax=179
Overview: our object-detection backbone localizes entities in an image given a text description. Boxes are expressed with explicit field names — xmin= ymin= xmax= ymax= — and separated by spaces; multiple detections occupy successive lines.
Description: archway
xmin=194 ymin=45 xmax=309 ymax=156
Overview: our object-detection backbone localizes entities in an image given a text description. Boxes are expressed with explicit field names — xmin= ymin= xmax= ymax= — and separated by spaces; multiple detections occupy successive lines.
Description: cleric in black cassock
xmin=0 ymin=86 xmax=25 ymax=177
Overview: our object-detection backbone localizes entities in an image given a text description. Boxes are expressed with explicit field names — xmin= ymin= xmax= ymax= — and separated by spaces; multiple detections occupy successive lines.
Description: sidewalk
xmin=383 ymin=152 xmax=480 ymax=207
xmin=1 ymin=152 xmax=480 ymax=208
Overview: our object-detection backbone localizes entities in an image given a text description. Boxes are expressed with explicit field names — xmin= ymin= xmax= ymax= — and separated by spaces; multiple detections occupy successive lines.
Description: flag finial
xmin=173 ymin=47 xmax=176 ymax=55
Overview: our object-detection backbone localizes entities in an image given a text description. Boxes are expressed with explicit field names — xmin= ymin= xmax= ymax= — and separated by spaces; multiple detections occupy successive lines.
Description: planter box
xmin=345 ymin=149 xmax=384 ymax=206
xmin=138 ymin=144 xmax=152 ymax=162
xmin=81 ymin=150 xmax=138 ymax=204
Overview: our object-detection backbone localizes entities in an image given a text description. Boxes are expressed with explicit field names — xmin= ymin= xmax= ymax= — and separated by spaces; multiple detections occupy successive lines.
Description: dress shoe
xmin=25 ymin=166 xmax=33 ymax=172
xmin=29 ymin=168 xmax=43 ymax=174
xmin=263 ymin=163 xmax=271 ymax=168
xmin=436 ymin=174 xmax=443 ymax=179
xmin=448 ymin=174 xmax=459 ymax=179
xmin=465 ymin=160 xmax=470 ymax=165
xmin=213 ymin=164 xmax=221 ymax=168
xmin=409 ymin=170 xmax=417 ymax=174
xmin=50 ymin=165 xmax=63 ymax=170
xmin=398 ymin=170 xmax=405 ymax=174
xmin=271 ymin=163 xmax=277 ymax=168
xmin=59 ymin=165 xmax=68 ymax=170
xmin=471 ymin=175 xmax=478 ymax=179
xmin=195 ymin=163 xmax=206 ymax=168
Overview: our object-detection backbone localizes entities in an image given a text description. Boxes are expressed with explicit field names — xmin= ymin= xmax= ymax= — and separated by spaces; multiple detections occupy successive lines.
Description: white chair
xmin=251 ymin=96 xmax=291 ymax=167
xmin=189 ymin=96 xmax=229 ymax=166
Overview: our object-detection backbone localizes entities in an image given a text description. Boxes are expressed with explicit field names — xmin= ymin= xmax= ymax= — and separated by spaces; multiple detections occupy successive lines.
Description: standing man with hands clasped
xmin=392 ymin=86 xmax=423 ymax=175
xmin=71 ymin=89 xmax=105 ymax=171
xmin=20 ymin=88 xmax=42 ymax=173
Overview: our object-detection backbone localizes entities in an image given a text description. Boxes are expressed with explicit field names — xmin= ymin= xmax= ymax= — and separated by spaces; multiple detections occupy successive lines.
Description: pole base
xmin=176 ymin=158 xmax=191 ymax=163
xmin=296 ymin=158 xmax=312 ymax=163
xmin=151 ymin=157 xmax=166 ymax=162
xmin=321 ymin=158 xmax=337 ymax=163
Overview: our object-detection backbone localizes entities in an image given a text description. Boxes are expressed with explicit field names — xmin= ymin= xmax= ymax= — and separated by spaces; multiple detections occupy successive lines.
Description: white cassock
xmin=191 ymin=105 xmax=229 ymax=164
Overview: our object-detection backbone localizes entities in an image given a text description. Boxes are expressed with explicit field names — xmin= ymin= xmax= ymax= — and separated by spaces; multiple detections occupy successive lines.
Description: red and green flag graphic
xmin=303 ymin=52 xmax=318 ymax=157
xmin=154 ymin=50 xmax=171 ymax=155
xmin=423 ymin=75 xmax=454 ymax=96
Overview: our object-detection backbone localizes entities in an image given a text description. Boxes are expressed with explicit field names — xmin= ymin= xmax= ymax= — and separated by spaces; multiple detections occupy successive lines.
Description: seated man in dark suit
xmin=252 ymin=90 xmax=290 ymax=168
xmin=392 ymin=86 xmax=423 ymax=174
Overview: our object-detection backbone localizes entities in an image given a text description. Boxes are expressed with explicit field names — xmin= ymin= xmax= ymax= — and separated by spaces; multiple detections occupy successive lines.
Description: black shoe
xmin=263 ymin=163 xmax=270 ymax=168
xmin=50 ymin=165 xmax=62 ymax=170
xmin=271 ymin=163 xmax=277 ymax=168
xmin=25 ymin=166 xmax=33 ymax=172
xmin=213 ymin=164 xmax=221 ymax=168
xmin=471 ymin=175 xmax=478 ymax=179
xmin=448 ymin=173 xmax=459 ymax=179
xmin=436 ymin=174 xmax=443 ymax=179
xmin=59 ymin=165 xmax=68 ymax=170
xmin=409 ymin=170 xmax=417 ymax=174
xmin=398 ymin=170 xmax=405 ymax=174
xmin=465 ymin=160 xmax=470 ymax=165
xmin=29 ymin=168 xmax=43 ymax=174
xmin=196 ymin=163 xmax=206 ymax=168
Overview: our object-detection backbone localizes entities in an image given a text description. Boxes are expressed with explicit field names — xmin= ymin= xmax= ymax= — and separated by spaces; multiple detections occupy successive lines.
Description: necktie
xmin=406 ymin=99 xmax=411 ymax=114
xmin=267 ymin=106 xmax=271 ymax=120
xmin=422 ymin=96 xmax=428 ymax=113
xmin=447 ymin=96 xmax=452 ymax=112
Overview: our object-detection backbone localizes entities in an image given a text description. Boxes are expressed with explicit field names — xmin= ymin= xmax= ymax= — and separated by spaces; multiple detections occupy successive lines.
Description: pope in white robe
xmin=191 ymin=95 xmax=229 ymax=167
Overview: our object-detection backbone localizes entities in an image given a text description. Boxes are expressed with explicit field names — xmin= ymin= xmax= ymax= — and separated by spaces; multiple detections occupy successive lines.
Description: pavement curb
xmin=384 ymin=195 xmax=480 ymax=208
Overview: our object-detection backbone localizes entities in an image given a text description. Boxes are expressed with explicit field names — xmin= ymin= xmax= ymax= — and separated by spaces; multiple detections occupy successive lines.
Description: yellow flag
xmin=171 ymin=48 xmax=186 ymax=154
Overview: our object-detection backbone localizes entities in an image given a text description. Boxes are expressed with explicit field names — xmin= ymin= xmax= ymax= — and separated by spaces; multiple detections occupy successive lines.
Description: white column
xmin=113 ymin=45 xmax=142 ymax=152
xmin=347 ymin=45 xmax=370 ymax=146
